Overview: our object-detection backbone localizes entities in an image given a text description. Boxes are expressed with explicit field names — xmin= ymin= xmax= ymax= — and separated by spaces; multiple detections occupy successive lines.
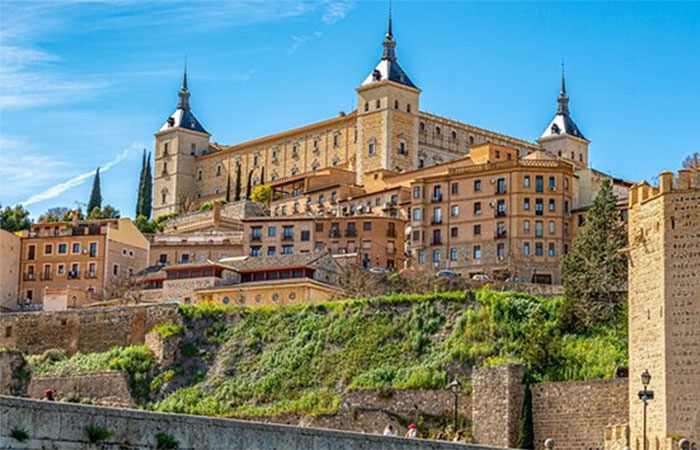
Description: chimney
xmin=213 ymin=201 xmax=222 ymax=228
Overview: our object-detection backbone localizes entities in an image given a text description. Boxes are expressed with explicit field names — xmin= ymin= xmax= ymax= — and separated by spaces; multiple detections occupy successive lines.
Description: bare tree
xmin=682 ymin=152 xmax=700 ymax=171
xmin=334 ymin=264 xmax=386 ymax=299
xmin=178 ymin=194 xmax=197 ymax=214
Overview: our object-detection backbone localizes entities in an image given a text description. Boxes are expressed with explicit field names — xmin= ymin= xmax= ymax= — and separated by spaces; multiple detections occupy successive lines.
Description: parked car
xmin=471 ymin=274 xmax=490 ymax=281
xmin=436 ymin=270 xmax=460 ymax=278
xmin=506 ymin=276 xmax=528 ymax=283
xmin=368 ymin=267 xmax=390 ymax=274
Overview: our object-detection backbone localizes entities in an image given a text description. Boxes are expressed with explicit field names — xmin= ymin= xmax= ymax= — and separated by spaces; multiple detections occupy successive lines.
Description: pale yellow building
xmin=0 ymin=229 xmax=21 ymax=311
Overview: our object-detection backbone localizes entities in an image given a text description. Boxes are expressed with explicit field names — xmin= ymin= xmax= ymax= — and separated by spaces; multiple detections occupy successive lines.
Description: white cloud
xmin=19 ymin=141 xmax=144 ymax=206
xmin=322 ymin=2 xmax=354 ymax=25
xmin=288 ymin=32 xmax=323 ymax=54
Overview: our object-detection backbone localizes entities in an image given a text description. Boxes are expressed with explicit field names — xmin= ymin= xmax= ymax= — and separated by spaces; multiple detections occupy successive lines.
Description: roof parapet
xmin=629 ymin=168 xmax=700 ymax=208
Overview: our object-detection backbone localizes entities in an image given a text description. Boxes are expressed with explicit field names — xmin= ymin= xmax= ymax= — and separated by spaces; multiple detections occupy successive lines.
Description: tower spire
xmin=177 ymin=58 xmax=191 ymax=111
xmin=556 ymin=62 xmax=569 ymax=115
xmin=381 ymin=2 xmax=396 ymax=61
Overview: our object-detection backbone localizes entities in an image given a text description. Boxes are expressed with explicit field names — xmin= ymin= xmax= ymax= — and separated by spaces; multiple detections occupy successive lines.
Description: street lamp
xmin=447 ymin=378 xmax=462 ymax=432
xmin=638 ymin=369 xmax=654 ymax=450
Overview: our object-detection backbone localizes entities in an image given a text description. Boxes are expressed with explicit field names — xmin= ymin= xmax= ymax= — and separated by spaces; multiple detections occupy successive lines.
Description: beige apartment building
xmin=147 ymin=231 xmax=243 ymax=267
xmin=18 ymin=218 xmax=149 ymax=307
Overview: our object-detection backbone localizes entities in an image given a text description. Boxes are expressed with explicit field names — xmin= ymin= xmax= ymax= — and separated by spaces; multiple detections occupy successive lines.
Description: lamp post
xmin=638 ymin=369 xmax=654 ymax=450
xmin=447 ymin=379 xmax=462 ymax=432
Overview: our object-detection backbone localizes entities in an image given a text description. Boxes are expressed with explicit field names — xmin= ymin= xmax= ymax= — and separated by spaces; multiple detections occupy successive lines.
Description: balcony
xmin=495 ymin=188 xmax=507 ymax=195
xmin=250 ymin=234 xmax=262 ymax=242
xmin=430 ymin=237 xmax=443 ymax=246
xmin=431 ymin=194 xmax=443 ymax=203
xmin=386 ymin=229 xmax=397 ymax=238
xmin=40 ymin=273 xmax=52 ymax=281
xmin=535 ymin=210 xmax=544 ymax=216
xmin=329 ymin=229 xmax=341 ymax=238
xmin=431 ymin=218 xmax=443 ymax=225
xmin=23 ymin=273 xmax=36 ymax=281
xmin=495 ymin=210 xmax=507 ymax=217
xmin=282 ymin=235 xmax=294 ymax=242
xmin=67 ymin=271 xmax=80 ymax=280
xmin=85 ymin=271 xmax=98 ymax=279
xmin=345 ymin=229 xmax=357 ymax=238
xmin=382 ymin=202 xmax=397 ymax=210
xmin=495 ymin=230 xmax=508 ymax=239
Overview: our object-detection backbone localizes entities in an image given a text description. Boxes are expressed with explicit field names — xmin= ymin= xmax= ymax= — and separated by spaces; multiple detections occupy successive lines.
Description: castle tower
xmin=153 ymin=65 xmax=211 ymax=218
xmin=355 ymin=6 xmax=421 ymax=184
xmin=537 ymin=65 xmax=589 ymax=169
xmin=627 ymin=169 xmax=700 ymax=448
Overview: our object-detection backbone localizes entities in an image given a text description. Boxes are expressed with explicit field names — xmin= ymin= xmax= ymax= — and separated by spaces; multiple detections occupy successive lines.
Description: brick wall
xmin=28 ymin=371 xmax=134 ymax=408
xmin=0 ymin=303 xmax=180 ymax=355
xmin=531 ymin=378 xmax=628 ymax=450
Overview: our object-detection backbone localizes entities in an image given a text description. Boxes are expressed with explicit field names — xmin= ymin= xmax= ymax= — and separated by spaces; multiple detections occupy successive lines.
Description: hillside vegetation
xmin=27 ymin=289 xmax=627 ymax=419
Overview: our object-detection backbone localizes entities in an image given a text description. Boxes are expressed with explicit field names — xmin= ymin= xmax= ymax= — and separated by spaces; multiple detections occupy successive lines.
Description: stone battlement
xmin=628 ymin=168 xmax=700 ymax=207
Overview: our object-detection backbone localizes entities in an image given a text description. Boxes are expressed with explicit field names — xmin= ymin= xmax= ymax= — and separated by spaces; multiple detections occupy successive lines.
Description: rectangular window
xmin=413 ymin=208 xmax=421 ymax=221
xmin=283 ymin=226 xmax=294 ymax=239
xmin=497 ymin=243 xmax=505 ymax=259
xmin=451 ymin=227 xmax=458 ymax=238
xmin=58 ymin=244 xmax=67 ymax=254
xmin=549 ymin=243 xmax=556 ymax=257
xmin=451 ymin=183 xmax=459 ymax=195
xmin=282 ymin=245 xmax=293 ymax=255
xmin=549 ymin=176 xmax=556 ymax=190
xmin=89 ymin=242 xmax=98 ymax=257
xmin=363 ymin=221 xmax=372 ymax=231
xmin=524 ymin=198 xmax=530 ymax=211
xmin=474 ymin=180 xmax=482 ymax=191
xmin=548 ymin=221 xmax=555 ymax=234
xmin=368 ymin=141 xmax=375 ymax=155
xmin=44 ymin=244 xmax=53 ymax=255
xmin=535 ymin=243 xmax=543 ymax=256
xmin=535 ymin=221 xmax=543 ymax=238
xmin=57 ymin=264 xmax=65 ymax=275
xmin=250 ymin=247 xmax=261 ymax=257
xmin=524 ymin=220 xmax=531 ymax=233
xmin=413 ymin=186 xmax=421 ymax=199
xmin=524 ymin=242 xmax=530 ymax=256
xmin=450 ymin=248 xmax=458 ymax=261
xmin=451 ymin=205 xmax=459 ymax=218
xmin=181 ymin=254 xmax=190 ymax=263
xmin=315 ymin=242 xmax=324 ymax=252
xmin=315 ymin=222 xmax=324 ymax=232
xmin=496 ymin=200 xmax=506 ymax=216
xmin=268 ymin=226 xmax=276 ymax=237
xmin=418 ymin=251 xmax=425 ymax=264
xmin=549 ymin=199 xmax=556 ymax=212
xmin=535 ymin=199 xmax=544 ymax=215
xmin=27 ymin=245 xmax=36 ymax=260
xmin=113 ymin=264 xmax=119 ymax=276
xmin=473 ymin=245 xmax=481 ymax=260
xmin=474 ymin=202 xmax=482 ymax=215
xmin=535 ymin=175 xmax=544 ymax=193
xmin=432 ymin=185 xmax=442 ymax=202
xmin=474 ymin=224 xmax=481 ymax=235
xmin=432 ymin=249 xmax=440 ymax=264
xmin=72 ymin=243 xmax=80 ymax=254
xmin=88 ymin=262 xmax=97 ymax=276
xmin=267 ymin=246 xmax=276 ymax=256
xmin=413 ymin=230 xmax=421 ymax=242
xmin=524 ymin=175 xmax=531 ymax=188
xmin=301 ymin=230 xmax=310 ymax=241
xmin=496 ymin=178 xmax=506 ymax=194
xmin=433 ymin=207 xmax=442 ymax=224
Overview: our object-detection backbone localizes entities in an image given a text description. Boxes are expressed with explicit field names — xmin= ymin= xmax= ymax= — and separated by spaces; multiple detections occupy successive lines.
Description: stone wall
xmin=531 ymin=378 xmax=628 ymax=450
xmin=471 ymin=364 xmax=526 ymax=447
xmin=0 ymin=303 xmax=179 ymax=355
xmin=0 ymin=396 xmax=507 ymax=450
xmin=28 ymin=371 xmax=134 ymax=408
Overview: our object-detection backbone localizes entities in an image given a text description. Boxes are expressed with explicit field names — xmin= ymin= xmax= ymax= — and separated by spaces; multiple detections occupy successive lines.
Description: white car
xmin=368 ymin=267 xmax=390 ymax=274
xmin=471 ymin=274 xmax=490 ymax=281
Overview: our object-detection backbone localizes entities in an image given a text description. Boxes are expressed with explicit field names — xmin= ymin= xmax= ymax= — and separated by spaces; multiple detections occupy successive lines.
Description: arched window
xmin=398 ymin=141 xmax=407 ymax=155
xmin=436 ymin=126 xmax=441 ymax=135
xmin=406 ymin=103 xmax=411 ymax=113
xmin=420 ymin=122 xmax=425 ymax=131
xmin=161 ymin=189 xmax=167 ymax=205
xmin=469 ymin=136 xmax=475 ymax=145
xmin=368 ymin=138 xmax=376 ymax=156
xmin=451 ymin=131 xmax=457 ymax=140
xmin=394 ymin=100 xmax=399 ymax=109
xmin=376 ymin=99 xmax=381 ymax=109
xmin=216 ymin=164 xmax=222 ymax=176
xmin=364 ymin=102 xmax=369 ymax=112
xmin=197 ymin=169 xmax=203 ymax=181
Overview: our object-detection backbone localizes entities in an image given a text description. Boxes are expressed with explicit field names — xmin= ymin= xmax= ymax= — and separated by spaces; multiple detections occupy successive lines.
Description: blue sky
xmin=1 ymin=1 xmax=698 ymax=219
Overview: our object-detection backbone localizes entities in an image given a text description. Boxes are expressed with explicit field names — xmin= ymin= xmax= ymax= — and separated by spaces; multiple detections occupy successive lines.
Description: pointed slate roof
xmin=540 ymin=65 xmax=586 ymax=141
xmin=360 ymin=6 xmax=416 ymax=89
xmin=160 ymin=64 xmax=209 ymax=134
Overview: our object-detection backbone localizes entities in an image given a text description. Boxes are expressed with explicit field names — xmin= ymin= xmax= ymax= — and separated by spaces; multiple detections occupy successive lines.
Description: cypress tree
xmin=246 ymin=170 xmax=253 ymax=199
xmin=516 ymin=384 xmax=534 ymax=449
xmin=260 ymin=166 xmax=265 ymax=185
xmin=136 ymin=149 xmax=146 ymax=217
xmin=87 ymin=167 xmax=102 ymax=213
xmin=225 ymin=174 xmax=231 ymax=202
xmin=142 ymin=152 xmax=152 ymax=219
xmin=234 ymin=165 xmax=241 ymax=201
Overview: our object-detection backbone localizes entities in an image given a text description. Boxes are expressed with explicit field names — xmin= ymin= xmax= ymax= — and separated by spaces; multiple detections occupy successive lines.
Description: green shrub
xmin=153 ymin=323 xmax=183 ymax=339
xmin=10 ymin=427 xmax=29 ymax=442
xmin=156 ymin=432 xmax=180 ymax=449
xmin=85 ymin=424 xmax=112 ymax=443
xmin=151 ymin=369 xmax=177 ymax=392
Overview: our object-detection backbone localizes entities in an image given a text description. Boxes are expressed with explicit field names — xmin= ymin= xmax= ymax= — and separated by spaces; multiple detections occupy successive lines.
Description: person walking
xmin=43 ymin=389 xmax=55 ymax=401
xmin=404 ymin=424 xmax=418 ymax=438
xmin=382 ymin=424 xmax=396 ymax=436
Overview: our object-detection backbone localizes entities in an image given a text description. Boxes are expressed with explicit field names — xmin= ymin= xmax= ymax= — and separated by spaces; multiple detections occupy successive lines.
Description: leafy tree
xmin=134 ymin=215 xmax=156 ymax=233
xmin=516 ymin=384 xmax=534 ymax=449
xmin=87 ymin=205 xmax=120 ymax=220
xmin=682 ymin=151 xmax=699 ymax=170
xmin=561 ymin=179 xmax=627 ymax=330
xmin=0 ymin=204 xmax=31 ymax=232
xmin=87 ymin=167 xmax=102 ymax=213
xmin=234 ymin=165 xmax=241 ymax=201
xmin=250 ymin=185 xmax=272 ymax=208
xmin=39 ymin=207 xmax=70 ymax=223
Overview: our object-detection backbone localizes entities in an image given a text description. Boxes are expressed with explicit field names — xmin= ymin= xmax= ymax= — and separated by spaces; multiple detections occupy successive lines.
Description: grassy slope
xmin=27 ymin=289 xmax=627 ymax=418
